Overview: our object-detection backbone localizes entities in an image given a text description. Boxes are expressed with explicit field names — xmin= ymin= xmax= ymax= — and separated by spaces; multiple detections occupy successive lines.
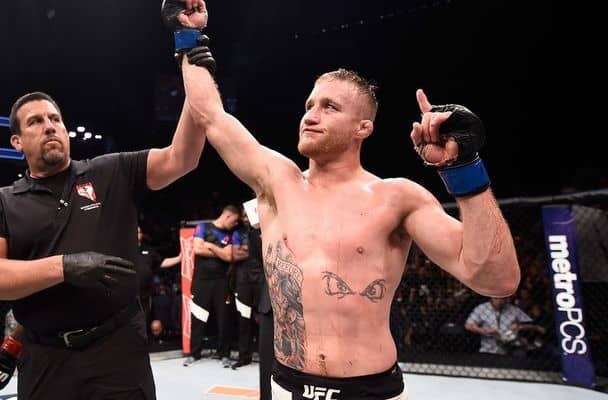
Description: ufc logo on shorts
xmin=302 ymin=384 xmax=341 ymax=400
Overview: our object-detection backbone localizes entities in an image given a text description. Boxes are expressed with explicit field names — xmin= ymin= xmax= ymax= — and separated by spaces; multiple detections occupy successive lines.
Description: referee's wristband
xmin=438 ymin=156 xmax=490 ymax=197
xmin=1 ymin=336 xmax=22 ymax=357
xmin=174 ymin=29 xmax=200 ymax=52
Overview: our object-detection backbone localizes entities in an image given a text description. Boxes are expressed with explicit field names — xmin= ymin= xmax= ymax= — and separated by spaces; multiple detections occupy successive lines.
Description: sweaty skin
xmin=259 ymin=169 xmax=416 ymax=375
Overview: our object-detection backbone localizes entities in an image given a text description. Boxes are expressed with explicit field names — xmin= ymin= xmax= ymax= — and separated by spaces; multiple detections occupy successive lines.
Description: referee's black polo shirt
xmin=0 ymin=150 xmax=150 ymax=334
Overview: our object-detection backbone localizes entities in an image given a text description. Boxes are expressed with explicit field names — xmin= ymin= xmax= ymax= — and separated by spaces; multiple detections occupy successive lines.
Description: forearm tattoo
xmin=265 ymin=241 xmax=306 ymax=369
xmin=322 ymin=271 xmax=386 ymax=303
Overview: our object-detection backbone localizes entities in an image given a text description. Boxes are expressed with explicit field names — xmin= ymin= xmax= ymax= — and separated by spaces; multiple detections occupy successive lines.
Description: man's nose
xmin=43 ymin=118 xmax=57 ymax=134
xmin=303 ymin=108 xmax=320 ymax=125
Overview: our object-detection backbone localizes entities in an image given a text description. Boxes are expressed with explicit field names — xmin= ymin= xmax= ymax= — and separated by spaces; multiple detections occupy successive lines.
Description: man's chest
xmin=486 ymin=309 xmax=517 ymax=328
xmin=4 ymin=174 xmax=133 ymax=258
xmin=274 ymin=199 xmax=402 ymax=258
xmin=260 ymin=178 xmax=408 ymax=258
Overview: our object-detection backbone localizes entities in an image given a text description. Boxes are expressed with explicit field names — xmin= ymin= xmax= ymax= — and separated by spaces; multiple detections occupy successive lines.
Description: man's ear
xmin=356 ymin=120 xmax=374 ymax=139
xmin=10 ymin=134 xmax=23 ymax=152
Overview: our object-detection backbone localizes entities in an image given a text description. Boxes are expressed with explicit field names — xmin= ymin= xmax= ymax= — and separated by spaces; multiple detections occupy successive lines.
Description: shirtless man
xmin=162 ymin=4 xmax=520 ymax=398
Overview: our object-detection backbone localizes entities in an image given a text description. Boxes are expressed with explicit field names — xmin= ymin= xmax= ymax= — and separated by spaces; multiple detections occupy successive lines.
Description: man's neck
xmin=29 ymin=160 xmax=71 ymax=179
xmin=306 ymin=158 xmax=363 ymax=188
xmin=212 ymin=218 xmax=225 ymax=230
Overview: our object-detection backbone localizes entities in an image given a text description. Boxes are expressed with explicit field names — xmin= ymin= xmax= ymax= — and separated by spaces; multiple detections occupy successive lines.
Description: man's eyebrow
xmin=26 ymin=111 xmax=60 ymax=123
xmin=25 ymin=113 xmax=42 ymax=123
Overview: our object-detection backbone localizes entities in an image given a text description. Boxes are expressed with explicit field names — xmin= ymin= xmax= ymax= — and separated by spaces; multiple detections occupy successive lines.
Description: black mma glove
xmin=0 ymin=336 xmax=21 ymax=390
xmin=63 ymin=251 xmax=135 ymax=288
xmin=161 ymin=0 xmax=216 ymax=73
xmin=431 ymin=104 xmax=490 ymax=197
xmin=186 ymin=35 xmax=216 ymax=74
xmin=431 ymin=104 xmax=485 ymax=165
xmin=161 ymin=0 xmax=189 ymax=30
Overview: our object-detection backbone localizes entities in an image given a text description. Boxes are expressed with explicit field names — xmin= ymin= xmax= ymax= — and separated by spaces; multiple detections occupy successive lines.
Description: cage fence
xmin=391 ymin=189 xmax=607 ymax=391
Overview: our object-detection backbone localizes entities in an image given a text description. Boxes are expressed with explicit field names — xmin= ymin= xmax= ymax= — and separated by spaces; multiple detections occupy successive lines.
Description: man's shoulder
xmin=83 ymin=150 xmax=149 ymax=167
xmin=0 ymin=185 xmax=11 ymax=209
xmin=77 ymin=153 xmax=120 ymax=169
xmin=0 ymin=184 xmax=14 ymax=194
xmin=474 ymin=301 xmax=492 ymax=312
xmin=505 ymin=303 xmax=527 ymax=314
xmin=0 ymin=177 xmax=27 ymax=197
xmin=193 ymin=222 xmax=208 ymax=233
xmin=369 ymin=176 xmax=436 ymax=205
xmin=199 ymin=221 xmax=216 ymax=230
xmin=379 ymin=176 xmax=424 ymax=191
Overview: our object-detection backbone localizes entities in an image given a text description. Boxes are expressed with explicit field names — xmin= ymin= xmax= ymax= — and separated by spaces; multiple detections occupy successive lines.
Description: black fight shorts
xmin=271 ymin=359 xmax=407 ymax=400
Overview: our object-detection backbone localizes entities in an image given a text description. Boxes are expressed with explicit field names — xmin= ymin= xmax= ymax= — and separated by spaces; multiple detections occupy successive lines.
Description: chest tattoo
xmin=322 ymin=271 xmax=387 ymax=303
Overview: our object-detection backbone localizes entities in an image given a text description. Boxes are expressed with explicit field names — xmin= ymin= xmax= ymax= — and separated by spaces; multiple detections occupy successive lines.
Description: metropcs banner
xmin=541 ymin=205 xmax=595 ymax=388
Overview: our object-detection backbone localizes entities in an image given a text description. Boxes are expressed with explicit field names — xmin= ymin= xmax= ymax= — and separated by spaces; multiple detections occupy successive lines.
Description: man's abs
xmin=260 ymin=179 xmax=409 ymax=377
xmin=293 ymin=332 xmax=399 ymax=377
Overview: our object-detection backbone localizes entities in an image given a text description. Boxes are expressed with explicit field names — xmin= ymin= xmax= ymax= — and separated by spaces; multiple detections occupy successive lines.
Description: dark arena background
xmin=1 ymin=0 xmax=607 ymax=398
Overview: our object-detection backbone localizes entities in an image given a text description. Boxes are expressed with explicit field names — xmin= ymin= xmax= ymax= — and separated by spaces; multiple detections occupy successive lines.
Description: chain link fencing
xmin=391 ymin=189 xmax=607 ymax=390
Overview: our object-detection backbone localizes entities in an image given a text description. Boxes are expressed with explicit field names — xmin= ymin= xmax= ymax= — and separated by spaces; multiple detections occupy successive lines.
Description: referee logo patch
xmin=76 ymin=182 xmax=97 ymax=202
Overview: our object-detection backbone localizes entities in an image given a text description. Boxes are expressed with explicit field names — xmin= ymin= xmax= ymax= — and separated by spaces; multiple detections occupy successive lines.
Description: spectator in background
xmin=137 ymin=226 xmax=181 ymax=329
xmin=257 ymin=277 xmax=274 ymax=400
xmin=231 ymin=209 xmax=264 ymax=369
xmin=148 ymin=319 xmax=177 ymax=353
xmin=517 ymin=303 xmax=556 ymax=359
xmin=241 ymin=198 xmax=274 ymax=399
xmin=184 ymin=205 xmax=240 ymax=368
xmin=149 ymin=319 xmax=166 ymax=345
xmin=150 ymin=281 xmax=174 ymax=338
xmin=465 ymin=297 xmax=532 ymax=356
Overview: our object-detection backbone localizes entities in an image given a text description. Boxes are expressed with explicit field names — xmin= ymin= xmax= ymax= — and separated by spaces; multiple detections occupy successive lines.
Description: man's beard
xmin=298 ymin=134 xmax=347 ymax=160
xmin=297 ymin=140 xmax=323 ymax=159
xmin=41 ymin=147 xmax=66 ymax=166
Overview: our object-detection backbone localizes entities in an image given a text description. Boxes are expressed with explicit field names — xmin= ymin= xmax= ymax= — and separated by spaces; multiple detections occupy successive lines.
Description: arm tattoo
xmin=322 ymin=271 xmax=355 ymax=299
xmin=265 ymin=241 xmax=306 ymax=369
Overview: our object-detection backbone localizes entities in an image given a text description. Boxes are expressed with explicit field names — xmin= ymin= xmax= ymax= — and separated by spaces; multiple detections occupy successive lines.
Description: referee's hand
xmin=62 ymin=252 xmax=135 ymax=288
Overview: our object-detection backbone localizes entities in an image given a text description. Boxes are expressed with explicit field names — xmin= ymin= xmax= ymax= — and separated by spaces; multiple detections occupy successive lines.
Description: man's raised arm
xmin=145 ymin=0 xmax=209 ymax=191
xmin=182 ymin=59 xmax=272 ymax=193
xmin=161 ymin=0 xmax=277 ymax=193
xmin=405 ymin=89 xmax=520 ymax=297
xmin=146 ymin=101 xmax=206 ymax=190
